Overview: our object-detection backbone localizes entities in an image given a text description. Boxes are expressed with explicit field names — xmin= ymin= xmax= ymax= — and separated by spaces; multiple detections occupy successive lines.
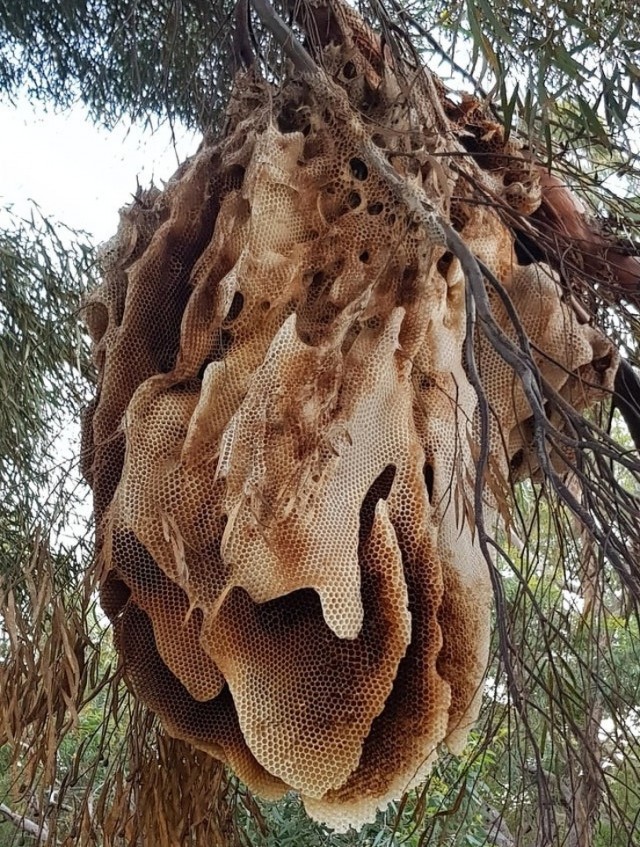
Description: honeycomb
xmin=82 ymin=0 xmax=617 ymax=830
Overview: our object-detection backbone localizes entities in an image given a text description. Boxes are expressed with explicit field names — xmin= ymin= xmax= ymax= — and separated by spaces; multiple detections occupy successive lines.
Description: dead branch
xmin=0 ymin=802 xmax=50 ymax=844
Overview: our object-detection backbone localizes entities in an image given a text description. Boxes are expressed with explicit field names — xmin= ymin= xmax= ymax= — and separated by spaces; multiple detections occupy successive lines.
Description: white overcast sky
xmin=0 ymin=93 xmax=199 ymax=242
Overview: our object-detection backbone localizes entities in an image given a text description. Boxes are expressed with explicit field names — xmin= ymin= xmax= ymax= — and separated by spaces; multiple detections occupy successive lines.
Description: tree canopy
xmin=2 ymin=1 xmax=638 ymax=259
xmin=1 ymin=1 xmax=639 ymax=147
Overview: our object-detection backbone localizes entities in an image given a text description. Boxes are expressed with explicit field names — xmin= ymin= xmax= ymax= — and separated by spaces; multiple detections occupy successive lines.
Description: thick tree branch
xmin=0 ymin=803 xmax=50 ymax=843
xmin=251 ymin=0 xmax=317 ymax=74
xmin=233 ymin=0 xmax=256 ymax=69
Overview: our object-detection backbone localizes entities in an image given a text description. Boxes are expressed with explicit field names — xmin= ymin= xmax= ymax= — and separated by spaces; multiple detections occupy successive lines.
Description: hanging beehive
xmin=81 ymin=0 xmax=617 ymax=830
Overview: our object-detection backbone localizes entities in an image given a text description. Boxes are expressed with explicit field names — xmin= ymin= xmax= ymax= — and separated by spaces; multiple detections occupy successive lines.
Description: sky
xmin=0 ymin=94 xmax=199 ymax=242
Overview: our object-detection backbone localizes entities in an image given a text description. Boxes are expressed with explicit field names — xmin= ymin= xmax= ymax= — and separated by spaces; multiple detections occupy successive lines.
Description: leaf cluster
xmin=0 ymin=206 xmax=95 ymax=585
xmin=0 ymin=0 xmax=237 ymax=130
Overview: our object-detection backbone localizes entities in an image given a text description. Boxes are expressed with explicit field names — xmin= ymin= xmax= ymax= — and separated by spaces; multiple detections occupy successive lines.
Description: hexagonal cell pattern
xmin=82 ymin=0 xmax=617 ymax=831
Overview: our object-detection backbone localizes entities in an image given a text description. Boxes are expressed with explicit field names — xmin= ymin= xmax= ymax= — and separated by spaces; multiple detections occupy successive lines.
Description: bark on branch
xmin=0 ymin=802 xmax=50 ymax=843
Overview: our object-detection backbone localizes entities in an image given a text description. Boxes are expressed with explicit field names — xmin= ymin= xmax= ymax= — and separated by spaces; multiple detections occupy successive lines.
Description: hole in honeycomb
xmin=358 ymin=465 xmax=397 ymax=542
xmin=253 ymin=586 xmax=320 ymax=634
xmin=100 ymin=573 xmax=131 ymax=620
xmin=509 ymin=449 xmax=524 ymax=473
xmin=349 ymin=158 xmax=369 ymax=181
xmin=423 ymin=462 xmax=435 ymax=504
xmin=166 ymin=379 xmax=201 ymax=397
xmin=361 ymin=81 xmax=381 ymax=114
xmin=277 ymin=105 xmax=304 ymax=134
xmin=347 ymin=191 xmax=362 ymax=209
xmin=417 ymin=372 xmax=433 ymax=392
xmin=513 ymin=230 xmax=544 ymax=265
xmin=225 ymin=291 xmax=245 ymax=322
xmin=450 ymin=206 xmax=467 ymax=232
xmin=343 ymin=61 xmax=357 ymax=79
xmin=359 ymin=250 xmax=370 ymax=263
xmin=593 ymin=351 xmax=614 ymax=374
xmin=437 ymin=251 xmax=454 ymax=276
xmin=367 ymin=201 xmax=383 ymax=215
xmin=363 ymin=314 xmax=381 ymax=330
xmin=308 ymin=270 xmax=326 ymax=300
xmin=226 ymin=164 xmax=246 ymax=189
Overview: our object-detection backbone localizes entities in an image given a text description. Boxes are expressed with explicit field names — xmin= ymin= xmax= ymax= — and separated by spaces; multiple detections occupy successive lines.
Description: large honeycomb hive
xmin=81 ymin=0 xmax=617 ymax=830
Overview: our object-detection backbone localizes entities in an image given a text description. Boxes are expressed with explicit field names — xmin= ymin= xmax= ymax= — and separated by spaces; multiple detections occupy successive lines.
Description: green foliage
xmin=0 ymin=205 xmax=95 ymax=581
xmin=0 ymin=0 xmax=237 ymax=130
xmin=0 ymin=207 xmax=91 ymax=469
xmin=0 ymin=627 xmax=124 ymax=847
xmin=1 ymin=0 xmax=638 ymax=242
xmin=2 ymin=0 xmax=638 ymax=158
xmin=235 ymin=741 xmax=497 ymax=846
xmin=377 ymin=0 xmax=640 ymax=249
xmin=0 ymin=205 xmax=98 ymax=840
xmin=405 ymin=0 xmax=639 ymax=152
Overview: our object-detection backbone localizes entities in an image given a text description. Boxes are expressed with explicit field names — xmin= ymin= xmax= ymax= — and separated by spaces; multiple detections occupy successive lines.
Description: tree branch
xmin=0 ymin=803 xmax=50 ymax=843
